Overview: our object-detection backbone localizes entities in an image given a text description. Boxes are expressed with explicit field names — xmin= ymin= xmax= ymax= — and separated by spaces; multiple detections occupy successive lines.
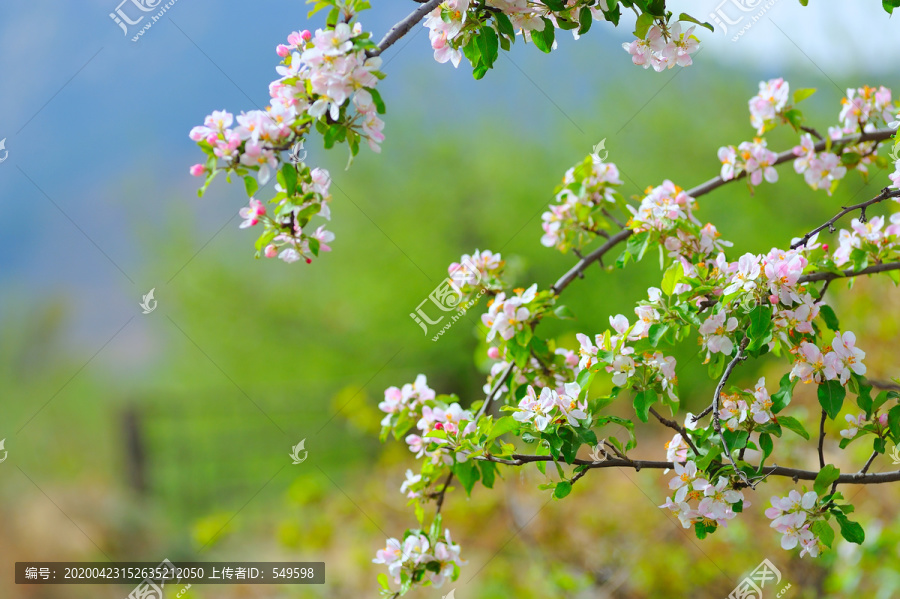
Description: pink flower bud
xmin=301 ymin=30 xmax=312 ymax=41
xmin=487 ymin=347 xmax=500 ymax=359
xmin=276 ymin=44 xmax=290 ymax=57
xmin=822 ymin=244 xmax=829 ymax=251
xmin=769 ymin=294 xmax=778 ymax=304
xmin=305 ymin=258 xmax=313 ymax=264
xmin=264 ymin=244 xmax=278 ymax=258
xmin=189 ymin=164 xmax=207 ymax=177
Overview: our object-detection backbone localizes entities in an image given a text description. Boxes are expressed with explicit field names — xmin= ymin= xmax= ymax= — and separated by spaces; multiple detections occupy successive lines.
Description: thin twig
xmin=798 ymin=261 xmax=900 ymax=284
xmin=712 ymin=337 xmax=751 ymax=485
xmin=860 ymin=451 xmax=879 ymax=475
xmin=790 ymin=187 xmax=900 ymax=250
xmin=370 ymin=0 xmax=443 ymax=56
xmin=435 ymin=472 xmax=454 ymax=513
xmin=818 ymin=410 xmax=827 ymax=469
xmin=649 ymin=406 xmax=701 ymax=457
xmin=473 ymin=454 xmax=900 ymax=484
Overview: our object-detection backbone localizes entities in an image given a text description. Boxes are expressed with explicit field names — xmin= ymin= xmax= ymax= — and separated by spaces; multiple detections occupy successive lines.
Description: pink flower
xmin=189 ymin=164 xmax=207 ymax=177
xmin=239 ymin=198 xmax=265 ymax=228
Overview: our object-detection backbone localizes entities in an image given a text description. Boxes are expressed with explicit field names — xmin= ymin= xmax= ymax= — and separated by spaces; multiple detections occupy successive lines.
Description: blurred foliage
xmin=1 ymin=54 xmax=900 ymax=599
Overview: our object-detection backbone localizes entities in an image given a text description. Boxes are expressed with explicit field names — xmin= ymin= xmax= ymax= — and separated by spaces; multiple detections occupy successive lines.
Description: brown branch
xmin=818 ymin=410 xmax=827 ymax=469
xmin=434 ymin=472 xmax=454 ymax=513
xmin=790 ymin=187 xmax=900 ymax=250
xmin=476 ymin=361 xmax=514 ymax=420
xmin=860 ymin=451 xmax=879 ymax=475
xmin=867 ymin=379 xmax=900 ymax=392
xmin=370 ymin=0 xmax=443 ymax=56
xmin=798 ymin=261 xmax=900 ymax=284
xmin=684 ymin=128 xmax=895 ymax=199
xmin=649 ymin=406 xmax=701 ymax=457
xmin=551 ymin=229 xmax=631 ymax=294
xmin=474 ymin=454 xmax=900 ymax=484
xmin=712 ymin=337 xmax=751 ymax=485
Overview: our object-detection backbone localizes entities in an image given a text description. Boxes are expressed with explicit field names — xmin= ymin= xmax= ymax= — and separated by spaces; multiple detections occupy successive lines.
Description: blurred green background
xmin=2 ymin=1 xmax=900 ymax=598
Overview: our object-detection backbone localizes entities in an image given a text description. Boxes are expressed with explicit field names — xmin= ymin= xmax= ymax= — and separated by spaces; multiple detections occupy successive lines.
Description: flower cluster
xmin=628 ymin=180 xmax=699 ymax=232
xmin=832 ymin=213 xmax=900 ymax=268
xmin=379 ymin=374 xmax=437 ymax=429
xmin=448 ymin=249 xmax=505 ymax=292
xmin=373 ymin=527 xmax=465 ymax=589
xmin=190 ymin=19 xmax=386 ymax=264
xmin=765 ymin=490 xmax=825 ymax=557
xmin=717 ymin=138 xmax=779 ymax=188
xmin=541 ymin=152 xmax=624 ymax=252
xmin=834 ymin=85 xmax=896 ymax=135
xmin=791 ymin=133 xmax=847 ymax=195
xmin=481 ymin=284 xmax=538 ymax=342
xmin=660 ymin=461 xmax=748 ymax=530
xmin=511 ymin=382 xmax=588 ymax=432
xmin=840 ymin=410 xmax=888 ymax=441
xmin=749 ymin=78 xmax=790 ymax=134
xmin=790 ymin=331 xmax=866 ymax=385
xmin=717 ymin=377 xmax=776 ymax=431
xmin=622 ymin=23 xmax=699 ymax=71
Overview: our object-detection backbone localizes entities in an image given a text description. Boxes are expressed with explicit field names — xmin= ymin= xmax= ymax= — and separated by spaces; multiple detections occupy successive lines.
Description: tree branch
xmin=474 ymin=454 xmax=900 ymax=484
xmin=818 ymin=409 xmax=827 ymax=469
xmin=684 ymin=128 xmax=896 ymax=199
xmin=711 ymin=336 xmax=752 ymax=485
xmin=798 ymin=261 xmax=900 ymax=284
xmin=791 ymin=187 xmax=900 ymax=250
xmin=649 ymin=406 xmax=701 ymax=457
xmin=370 ymin=0 xmax=442 ymax=56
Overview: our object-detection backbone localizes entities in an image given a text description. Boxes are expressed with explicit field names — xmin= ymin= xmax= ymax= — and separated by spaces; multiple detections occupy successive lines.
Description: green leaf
xmin=811 ymin=519 xmax=834 ymax=548
xmin=793 ymin=87 xmax=817 ymax=103
xmin=577 ymin=6 xmax=593 ymax=35
xmin=784 ymin=108 xmax=803 ymax=129
xmin=771 ymin=374 xmax=795 ymax=413
xmin=888 ymin=405 xmax=900 ymax=441
xmin=835 ymin=513 xmax=865 ymax=544
xmin=722 ymin=429 xmax=749 ymax=451
xmin=368 ymin=87 xmax=387 ymax=114
xmin=648 ymin=323 xmax=669 ymax=347
xmin=531 ymin=18 xmax=556 ymax=53
xmin=747 ymin=305 xmax=773 ymax=350
xmin=487 ymin=416 xmax=519 ymax=443
xmin=818 ymin=380 xmax=846 ymax=420
xmin=818 ymin=305 xmax=840 ymax=331
xmin=495 ymin=12 xmax=515 ymax=38
xmin=778 ymin=415 xmax=810 ymax=440
xmin=633 ymin=389 xmax=657 ymax=423
xmin=453 ymin=460 xmax=480 ymax=496
xmin=478 ymin=460 xmax=497 ymax=489
xmin=678 ymin=12 xmax=715 ymax=32
xmin=477 ymin=26 xmax=499 ymax=69
xmin=633 ymin=12 xmax=655 ymax=38
xmin=554 ymin=481 xmax=572 ymax=499
xmin=814 ymin=464 xmax=840 ymax=496
xmin=243 ymin=175 xmax=258 ymax=197
xmin=661 ymin=261 xmax=685 ymax=296
xmin=759 ymin=432 xmax=774 ymax=460
xmin=553 ymin=305 xmax=576 ymax=320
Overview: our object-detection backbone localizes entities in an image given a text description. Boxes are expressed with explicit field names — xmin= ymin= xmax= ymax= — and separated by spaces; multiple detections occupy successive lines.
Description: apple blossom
xmin=749 ymin=78 xmax=790 ymax=134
